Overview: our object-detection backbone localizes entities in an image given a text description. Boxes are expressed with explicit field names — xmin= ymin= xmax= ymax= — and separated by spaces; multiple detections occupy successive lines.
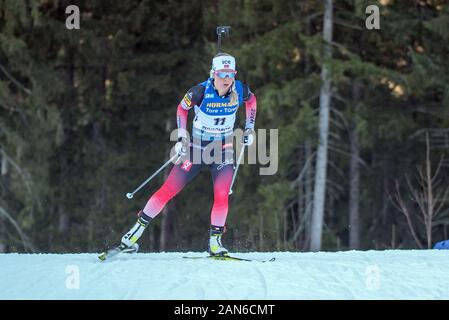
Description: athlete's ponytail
xmin=229 ymin=82 xmax=238 ymax=105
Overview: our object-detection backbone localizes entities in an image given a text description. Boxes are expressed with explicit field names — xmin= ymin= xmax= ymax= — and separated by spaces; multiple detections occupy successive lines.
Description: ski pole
xmin=126 ymin=153 xmax=181 ymax=199
xmin=228 ymin=144 xmax=245 ymax=195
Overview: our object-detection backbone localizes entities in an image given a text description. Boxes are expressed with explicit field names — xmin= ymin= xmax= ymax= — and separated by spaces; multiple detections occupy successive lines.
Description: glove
xmin=242 ymin=128 xmax=255 ymax=146
xmin=175 ymin=137 xmax=188 ymax=156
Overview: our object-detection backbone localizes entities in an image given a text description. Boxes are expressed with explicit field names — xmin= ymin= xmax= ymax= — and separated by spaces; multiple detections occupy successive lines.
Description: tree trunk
xmin=302 ymin=14 xmax=313 ymax=251
xmin=349 ymin=81 xmax=361 ymax=250
xmin=304 ymin=139 xmax=313 ymax=250
xmin=348 ymin=123 xmax=360 ymax=249
xmin=381 ymin=156 xmax=390 ymax=226
xmin=283 ymin=208 xmax=287 ymax=250
xmin=310 ymin=0 xmax=333 ymax=252
xmin=259 ymin=213 xmax=264 ymax=250
xmin=58 ymin=206 xmax=69 ymax=234
xmin=0 ymin=218 xmax=5 ymax=253
xmin=0 ymin=151 xmax=8 ymax=252
xmin=424 ymin=133 xmax=433 ymax=249
xmin=296 ymin=146 xmax=302 ymax=250
xmin=87 ymin=121 xmax=107 ymax=251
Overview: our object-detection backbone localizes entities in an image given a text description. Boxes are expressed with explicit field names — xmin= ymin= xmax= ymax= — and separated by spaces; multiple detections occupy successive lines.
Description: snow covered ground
xmin=0 ymin=250 xmax=448 ymax=300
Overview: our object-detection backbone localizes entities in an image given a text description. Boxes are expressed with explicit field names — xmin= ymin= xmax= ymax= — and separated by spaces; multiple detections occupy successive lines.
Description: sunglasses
xmin=215 ymin=71 xmax=237 ymax=79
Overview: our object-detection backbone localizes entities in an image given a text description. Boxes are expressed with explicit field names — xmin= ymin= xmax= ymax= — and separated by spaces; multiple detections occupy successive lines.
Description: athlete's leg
xmin=208 ymin=147 xmax=234 ymax=256
xmin=120 ymin=155 xmax=201 ymax=248
xmin=210 ymin=146 xmax=234 ymax=227
xmin=143 ymin=157 xmax=201 ymax=218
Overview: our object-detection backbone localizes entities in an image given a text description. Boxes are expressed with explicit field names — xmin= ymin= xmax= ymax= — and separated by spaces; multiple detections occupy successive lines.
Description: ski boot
xmin=120 ymin=211 xmax=152 ymax=252
xmin=208 ymin=225 xmax=229 ymax=257
xmin=98 ymin=211 xmax=151 ymax=261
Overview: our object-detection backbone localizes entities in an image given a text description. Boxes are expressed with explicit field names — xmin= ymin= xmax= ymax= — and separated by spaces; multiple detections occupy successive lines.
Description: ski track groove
xmin=162 ymin=257 xmax=210 ymax=299
xmin=247 ymin=262 xmax=268 ymax=299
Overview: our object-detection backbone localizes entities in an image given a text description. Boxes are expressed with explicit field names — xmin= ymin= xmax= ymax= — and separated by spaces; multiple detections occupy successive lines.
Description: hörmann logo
xmin=206 ymin=102 xmax=236 ymax=108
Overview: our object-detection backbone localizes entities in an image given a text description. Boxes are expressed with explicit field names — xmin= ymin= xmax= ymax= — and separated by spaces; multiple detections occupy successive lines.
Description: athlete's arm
xmin=243 ymin=84 xmax=256 ymax=130
xmin=177 ymin=85 xmax=205 ymax=139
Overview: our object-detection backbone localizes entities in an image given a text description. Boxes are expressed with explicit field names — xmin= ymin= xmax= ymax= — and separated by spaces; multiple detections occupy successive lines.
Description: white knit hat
xmin=211 ymin=54 xmax=236 ymax=72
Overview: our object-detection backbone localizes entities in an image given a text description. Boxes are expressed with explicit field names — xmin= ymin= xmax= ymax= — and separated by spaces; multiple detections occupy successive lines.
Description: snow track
xmin=0 ymin=250 xmax=448 ymax=299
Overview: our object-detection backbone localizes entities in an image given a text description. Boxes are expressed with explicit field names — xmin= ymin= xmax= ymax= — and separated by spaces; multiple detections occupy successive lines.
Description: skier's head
xmin=210 ymin=53 xmax=237 ymax=96
xmin=211 ymin=52 xmax=236 ymax=73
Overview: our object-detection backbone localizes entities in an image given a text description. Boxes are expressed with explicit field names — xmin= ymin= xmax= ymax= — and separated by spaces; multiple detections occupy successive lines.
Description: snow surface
xmin=0 ymin=250 xmax=448 ymax=299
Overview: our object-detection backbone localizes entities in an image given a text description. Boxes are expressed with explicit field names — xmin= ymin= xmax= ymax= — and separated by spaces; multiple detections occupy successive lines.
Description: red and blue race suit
xmin=141 ymin=78 xmax=257 ymax=227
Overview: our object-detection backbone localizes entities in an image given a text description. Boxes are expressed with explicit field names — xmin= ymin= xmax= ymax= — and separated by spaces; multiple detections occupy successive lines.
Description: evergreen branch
xmin=327 ymin=159 xmax=346 ymax=180
xmin=327 ymin=144 xmax=368 ymax=168
xmin=431 ymin=157 xmax=444 ymax=184
xmin=0 ymin=146 xmax=33 ymax=195
xmin=333 ymin=18 xmax=364 ymax=31
xmin=326 ymin=179 xmax=345 ymax=196
xmin=330 ymin=104 xmax=350 ymax=130
xmin=293 ymin=151 xmax=316 ymax=185
xmin=329 ymin=116 xmax=346 ymax=130
xmin=392 ymin=181 xmax=424 ymax=249
xmin=434 ymin=187 xmax=449 ymax=218
xmin=290 ymin=201 xmax=312 ymax=243
xmin=0 ymin=205 xmax=36 ymax=253
xmin=0 ymin=64 xmax=31 ymax=95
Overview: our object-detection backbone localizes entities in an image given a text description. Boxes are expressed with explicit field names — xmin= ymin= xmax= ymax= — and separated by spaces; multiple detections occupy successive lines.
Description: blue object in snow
xmin=433 ymin=240 xmax=449 ymax=249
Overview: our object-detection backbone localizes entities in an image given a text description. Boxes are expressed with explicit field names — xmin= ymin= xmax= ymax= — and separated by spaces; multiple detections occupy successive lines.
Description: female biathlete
xmin=116 ymin=53 xmax=257 ymax=257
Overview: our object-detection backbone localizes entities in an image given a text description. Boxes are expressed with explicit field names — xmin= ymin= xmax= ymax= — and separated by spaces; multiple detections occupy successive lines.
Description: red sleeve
xmin=245 ymin=93 xmax=257 ymax=130
xmin=176 ymin=85 xmax=205 ymax=139
xmin=177 ymin=104 xmax=189 ymax=139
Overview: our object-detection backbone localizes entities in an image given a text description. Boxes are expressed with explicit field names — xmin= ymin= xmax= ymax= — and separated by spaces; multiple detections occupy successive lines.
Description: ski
xmin=183 ymin=255 xmax=275 ymax=263
xmin=98 ymin=244 xmax=138 ymax=261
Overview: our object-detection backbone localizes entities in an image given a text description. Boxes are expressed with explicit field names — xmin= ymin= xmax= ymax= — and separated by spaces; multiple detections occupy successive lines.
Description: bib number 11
xmin=214 ymin=117 xmax=226 ymax=125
